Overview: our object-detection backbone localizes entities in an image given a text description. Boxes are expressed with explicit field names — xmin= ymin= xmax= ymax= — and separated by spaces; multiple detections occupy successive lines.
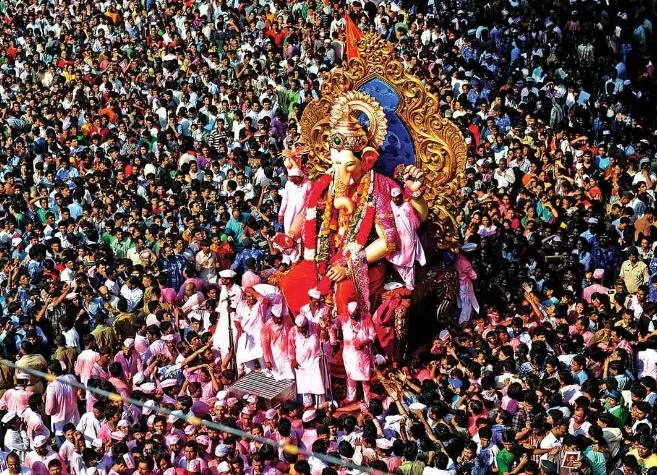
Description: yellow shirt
xmin=619 ymin=260 xmax=649 ymax=294
xmin=629 ymin=449 xmax=657 ymax=474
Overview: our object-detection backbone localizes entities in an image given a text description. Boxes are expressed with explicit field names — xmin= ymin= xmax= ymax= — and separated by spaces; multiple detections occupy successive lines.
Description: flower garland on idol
xmin=303 ymin=168 xmax=376 ymax=295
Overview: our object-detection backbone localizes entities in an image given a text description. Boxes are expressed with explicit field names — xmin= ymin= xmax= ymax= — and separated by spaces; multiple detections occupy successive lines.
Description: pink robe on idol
xmin=339 ymin=315 xmax=376 ymax=382
xmin=455 ymin=253 xmax=480 ymax=324
xmin=388 ymin=200 xmax=426 ymax=290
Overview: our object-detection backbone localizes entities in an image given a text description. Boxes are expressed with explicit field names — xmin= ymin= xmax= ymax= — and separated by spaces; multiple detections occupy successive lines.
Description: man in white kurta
xmin=252 ymin=283 xmax=288 ymax=320
xmin=388 ymin=188 xmax=425 ymax=290
xmin=260 ymin=306 xmax=295 ymax=381
xmin=298 ymin=288 xmax=335 ymax=370
xmin=298 ymin=288 xmax=330 ymax=325
xmin=234 ymin=287 xmax=268 ymax=374
xmin=278 ymin=169 xmax=312 ymax=233
xmin=339 ymin=302 xmax=376 ymax=405
xmin=288 ymin=315 xmax=326 ymax=408
xmin=212 ymin=270 xmax=244 ymax=361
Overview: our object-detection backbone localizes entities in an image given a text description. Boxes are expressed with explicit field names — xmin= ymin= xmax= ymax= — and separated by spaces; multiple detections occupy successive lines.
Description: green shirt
xmin=606 ymin=403 xmax=628 ymax=428
xmin=395 ymin=461 xmax=424 ymax=475
xmin=496 ymin=449 xmax=515 ymax=475
xmin=583 ymin=446 xmax=607 ymax=475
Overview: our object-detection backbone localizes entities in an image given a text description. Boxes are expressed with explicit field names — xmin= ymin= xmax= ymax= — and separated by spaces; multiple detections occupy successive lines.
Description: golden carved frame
xmin=299 ymin=33 xmax=467 ymax=250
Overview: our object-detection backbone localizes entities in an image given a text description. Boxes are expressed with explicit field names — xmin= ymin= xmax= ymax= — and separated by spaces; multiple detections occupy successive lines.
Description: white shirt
xmin=119 ymin=285 xmax=143 ymax=313
xmin=638 ymin=348 xmax=657 ymax=379
xmin=0 ymin=469 xmax=32 ymax=475
xmin=539 ymin=431 xmax=561 ymax=463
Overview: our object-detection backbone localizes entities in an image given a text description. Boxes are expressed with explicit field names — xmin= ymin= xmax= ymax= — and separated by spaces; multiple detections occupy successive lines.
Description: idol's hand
xmin=403 ymin=165 xmax=426 ymax=193
xmin=327 ymin=264 xmax=348 ymax=282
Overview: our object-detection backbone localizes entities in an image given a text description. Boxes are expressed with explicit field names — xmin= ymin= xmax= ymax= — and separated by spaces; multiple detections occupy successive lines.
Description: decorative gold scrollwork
xmin=300 ymin=33 xmax=468 ymax=251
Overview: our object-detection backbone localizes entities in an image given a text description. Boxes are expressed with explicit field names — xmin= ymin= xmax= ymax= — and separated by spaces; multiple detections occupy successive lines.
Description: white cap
xmin=347 ymin=301 xmax=358 ymax=315
xmin=295 ymin=315 xmax=307 ymax=327
xmin=1 ymin=411 xmax=17 ymax=424
xmin=161 ymin=379 xmax=178 ymax=388
xmin=302 ymin=409 xmax=317 ymax=423
xmin=271 ymin=305 xmax=282 ymax=317
xmin=215 ymin=444 xmax=230 ymax=457
xmin=34 ymin=435 xmax=48 ymax=448
xmin=132 ymin=371 xmax=145 ymax=386
xmin=376 ymin=438 xmax=394 ymax=450
xmin=218 ymin=462 xmax=231 ymax=473
xmin=141 ymin=383 xmax=156 ymax=395
xmin=288 ymin=168 xmax=303 ymax=177
xmin=219 ymin=269 xmax=237 ymax=279
xmin=391 ymin=187 xmax=402 ymax=197
xmin=142 ymin=400 xmax=157 ymax=415
xmin=308 ymin=288 xmax=321 ymax=299
xmin=123 ymin=338 xmax=135 ymax=348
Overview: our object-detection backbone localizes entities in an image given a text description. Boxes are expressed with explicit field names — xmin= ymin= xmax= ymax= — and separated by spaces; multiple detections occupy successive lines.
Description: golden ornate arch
xmin=299 ymin=33 xmax=467 ymax=250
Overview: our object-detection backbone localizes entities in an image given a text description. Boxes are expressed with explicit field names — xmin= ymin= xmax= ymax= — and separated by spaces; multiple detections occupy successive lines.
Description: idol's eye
xmin=332 ymin=135 xmax=342 ymax=147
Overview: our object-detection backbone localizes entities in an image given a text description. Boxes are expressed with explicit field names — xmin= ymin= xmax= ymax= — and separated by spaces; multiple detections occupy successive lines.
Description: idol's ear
xmin=361 ymin=147 xmax=379 ymax=172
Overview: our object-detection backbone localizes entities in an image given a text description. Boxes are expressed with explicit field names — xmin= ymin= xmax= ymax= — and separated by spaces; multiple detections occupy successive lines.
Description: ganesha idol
xmin=279 ymin=91 xmax=428 ymax=316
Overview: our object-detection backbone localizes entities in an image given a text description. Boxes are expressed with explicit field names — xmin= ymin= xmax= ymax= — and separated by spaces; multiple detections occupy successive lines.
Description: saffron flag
xmin=344 ymin=13 xmax=363 ymax=59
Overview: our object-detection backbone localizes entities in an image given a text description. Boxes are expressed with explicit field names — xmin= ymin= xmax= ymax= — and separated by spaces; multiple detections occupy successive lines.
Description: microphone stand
xmin=227 ymin=296 xmax=237 ymax=372
xmin=319 ymin=305 xmax=335 ymax=402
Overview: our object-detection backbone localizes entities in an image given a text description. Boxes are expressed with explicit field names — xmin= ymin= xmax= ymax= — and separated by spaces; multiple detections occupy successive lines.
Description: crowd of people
xmin=0 ymin=0 xmax=656 ymax=474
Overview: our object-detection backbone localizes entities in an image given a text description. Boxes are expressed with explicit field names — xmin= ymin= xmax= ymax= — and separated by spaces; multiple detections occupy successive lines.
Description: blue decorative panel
xmin=358 ymin=79 xmax=416 ymax=177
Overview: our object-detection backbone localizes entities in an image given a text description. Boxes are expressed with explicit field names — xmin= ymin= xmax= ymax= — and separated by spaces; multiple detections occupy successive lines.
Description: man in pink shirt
xmin=24 ymin=434 xmax=68 ymax=475
xmin=261 ymin=307 xmax=294 ymax=381
xmin=89 ymin=347 xmax=112 ymax=381
xmin=114 ymin=338 xmax=143 ymax=383
xmin=582 ymin=268 xmax=609 ymax=303
xmin=23 ymin=393 xmax=50 ymax=444
xmin=45 ymin=360 xmax=80 ymax=440
xmin=74 ymin=334 xmax=99 ymax=387
xmin=0 ymin=373 xmax=32 ymax=416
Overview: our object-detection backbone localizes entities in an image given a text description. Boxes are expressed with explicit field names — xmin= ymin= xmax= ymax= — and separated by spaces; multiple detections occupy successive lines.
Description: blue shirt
xmin=68 ymin=202 xmax=83 ymax=219
xmin=161 ymin=254 xmax=188 ymax=291
xmin=231 ymin=248 xmax=265 ymax=274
